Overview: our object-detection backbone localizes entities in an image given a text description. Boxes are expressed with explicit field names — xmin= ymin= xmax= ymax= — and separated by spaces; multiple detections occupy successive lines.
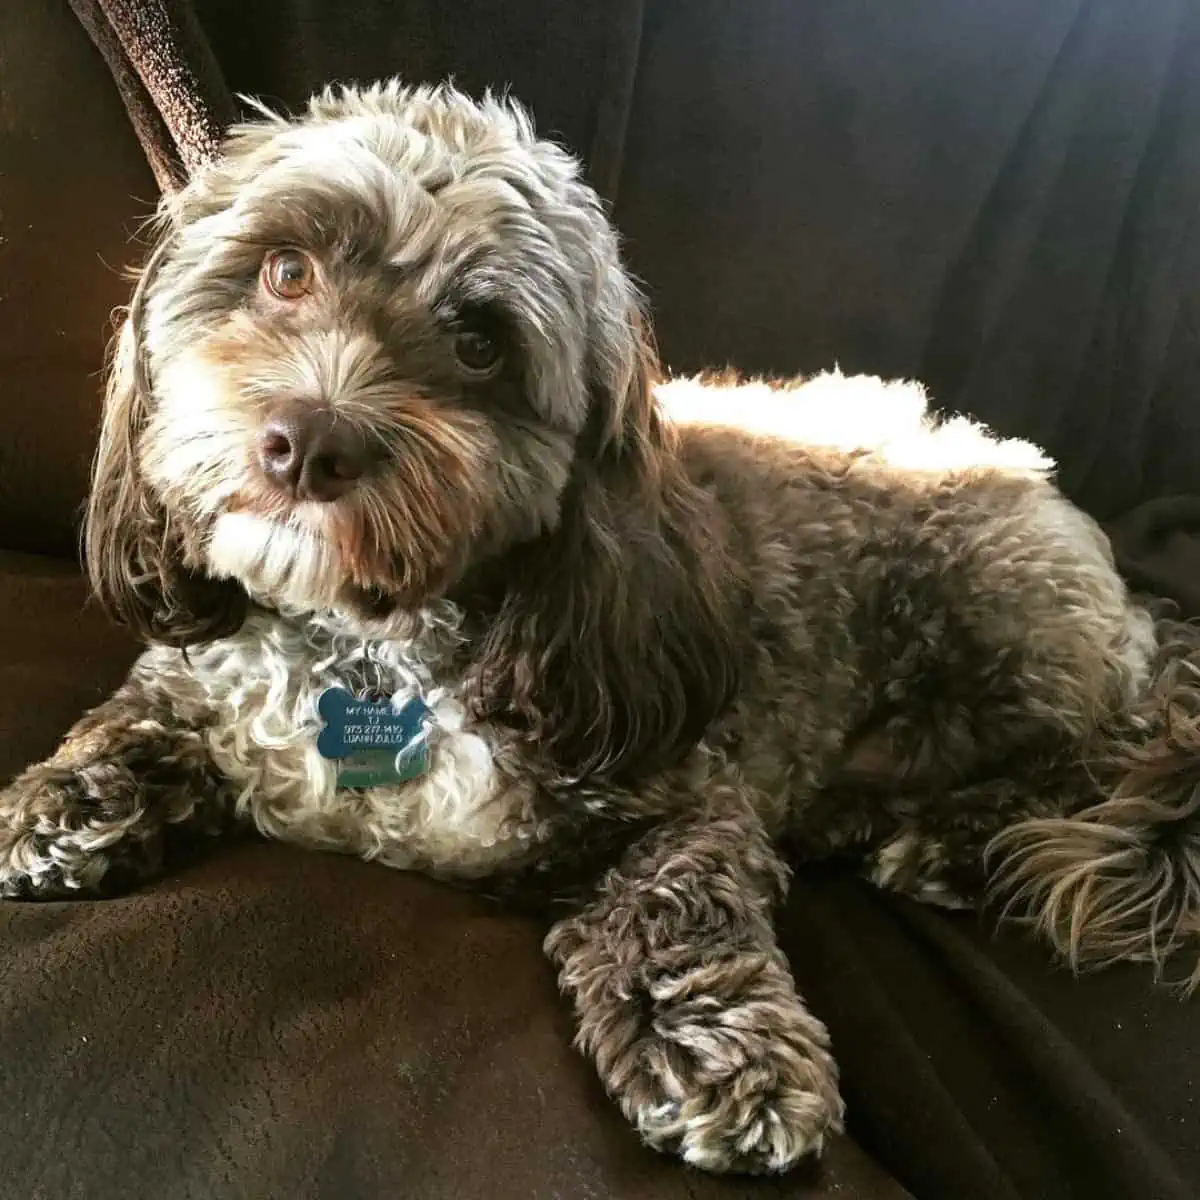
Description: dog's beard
xmin=207 ymin=512 xmax=346 ymax=613
xmin=205 ymin=510 xmax=462 ymax=643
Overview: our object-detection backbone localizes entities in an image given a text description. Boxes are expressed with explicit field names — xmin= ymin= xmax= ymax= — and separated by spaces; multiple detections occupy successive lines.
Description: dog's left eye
xmin=261 ymin=248 xmax=315 ymax=300
xmin=452 ymin=328 xmax=503 ymax=377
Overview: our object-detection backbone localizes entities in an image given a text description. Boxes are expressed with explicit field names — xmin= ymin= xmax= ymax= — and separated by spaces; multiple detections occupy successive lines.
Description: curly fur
xmin=988 ymin=617 xmax=1200 ymax=990
xmin=3 ymin=79 xmax=1199 ymax=1174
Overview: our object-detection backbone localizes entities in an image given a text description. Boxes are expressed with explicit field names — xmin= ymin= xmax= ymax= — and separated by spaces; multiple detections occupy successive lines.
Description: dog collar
xmin=316 ymin=686 xmax=434 ymax=789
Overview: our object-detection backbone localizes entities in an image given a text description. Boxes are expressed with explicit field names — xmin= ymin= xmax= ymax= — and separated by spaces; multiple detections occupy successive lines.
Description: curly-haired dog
xmin=3 ymin=81 xmax=1200 ymax=1175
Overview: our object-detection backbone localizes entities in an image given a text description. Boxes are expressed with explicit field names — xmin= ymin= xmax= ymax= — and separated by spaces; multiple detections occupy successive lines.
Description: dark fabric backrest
xmin=615 ymin=0 xmax=1200 ymax=528
xmin=4 ymin=0 xmax=1199 ymax=564
xmin=0 ymin=0 xmax=158 ymax=557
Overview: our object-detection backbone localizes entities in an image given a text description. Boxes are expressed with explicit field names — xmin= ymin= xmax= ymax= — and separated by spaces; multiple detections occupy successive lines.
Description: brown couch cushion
xmin=0 ymin=551 xmax=140 ymax=779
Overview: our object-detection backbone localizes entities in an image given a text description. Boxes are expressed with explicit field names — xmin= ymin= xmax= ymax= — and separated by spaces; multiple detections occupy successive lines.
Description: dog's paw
xmin=0 ymin=764 xmax=156 ymax=899
xmin=866 ymin=827 xmax=976 ymax=910
xmin=632 ymin=1054 xmax=842 ymax=1174
xmin=620 ymin=956 xmax=843 ymax=1174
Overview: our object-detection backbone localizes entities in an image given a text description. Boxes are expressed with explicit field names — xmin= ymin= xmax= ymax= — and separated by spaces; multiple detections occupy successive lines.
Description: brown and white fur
xmin=3 ymin=80 xmax=1199 ymax=1175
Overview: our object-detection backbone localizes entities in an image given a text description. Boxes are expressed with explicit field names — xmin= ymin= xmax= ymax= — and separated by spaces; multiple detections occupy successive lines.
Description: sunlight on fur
xmin=657 ymin=369 xmax=1054 ymax=472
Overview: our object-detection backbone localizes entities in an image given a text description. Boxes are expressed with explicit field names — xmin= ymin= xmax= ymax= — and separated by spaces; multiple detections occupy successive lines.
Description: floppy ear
xmin=84 ymin=233 xmax=248 ymax=647
xmin=471 ymin=297 xmax=742 ymax=785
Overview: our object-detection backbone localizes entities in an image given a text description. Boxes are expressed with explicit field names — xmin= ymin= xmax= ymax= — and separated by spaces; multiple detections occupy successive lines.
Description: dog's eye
xmin=452 ymin=328 xmax=503 ymax=377
xmin=262 ymin=248 xmax=315 ymax=300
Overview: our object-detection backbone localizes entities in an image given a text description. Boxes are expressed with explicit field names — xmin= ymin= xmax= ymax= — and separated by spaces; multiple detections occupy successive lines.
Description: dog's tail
xmin=988 ymin=614 xmax=1200 ymax=990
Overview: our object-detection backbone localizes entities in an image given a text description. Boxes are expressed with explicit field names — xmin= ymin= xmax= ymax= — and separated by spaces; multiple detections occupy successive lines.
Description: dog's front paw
xmin=552 ymin=915 xmax=845 ymax=1176
xmin=0 ymin=762 xmax=159 ymax=899
xmin=627 ymin=955 xmax=844 ymax=1173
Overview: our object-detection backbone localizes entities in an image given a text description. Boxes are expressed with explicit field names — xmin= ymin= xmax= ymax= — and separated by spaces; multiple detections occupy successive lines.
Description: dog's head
xmin=90 ymin=81 xmax=649 ymax=631
xmin=88 ymin=80 xmax=736 ymax=780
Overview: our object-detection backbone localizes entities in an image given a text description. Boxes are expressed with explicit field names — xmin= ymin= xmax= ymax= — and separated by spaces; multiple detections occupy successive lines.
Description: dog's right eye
xmin=261 ymin=249 xmax=315 ymax=301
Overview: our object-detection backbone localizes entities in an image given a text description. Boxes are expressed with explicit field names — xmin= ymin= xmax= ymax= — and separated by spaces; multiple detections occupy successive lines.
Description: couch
xmin=2 ymin=3 xmax=1198 ymax=1198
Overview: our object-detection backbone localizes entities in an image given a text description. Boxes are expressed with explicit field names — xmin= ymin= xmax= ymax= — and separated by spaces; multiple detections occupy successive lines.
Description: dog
xmin=3 ymin=80 xmax=1199 ymax=1175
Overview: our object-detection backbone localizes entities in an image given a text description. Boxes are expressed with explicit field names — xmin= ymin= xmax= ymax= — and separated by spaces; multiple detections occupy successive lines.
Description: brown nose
xmin=257 ymin=407 xmax=369 ymax=502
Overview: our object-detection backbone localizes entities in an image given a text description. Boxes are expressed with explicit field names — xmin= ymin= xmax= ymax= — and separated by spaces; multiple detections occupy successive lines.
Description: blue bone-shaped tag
xmin=316 ymin=688 xmax=433 ymax=788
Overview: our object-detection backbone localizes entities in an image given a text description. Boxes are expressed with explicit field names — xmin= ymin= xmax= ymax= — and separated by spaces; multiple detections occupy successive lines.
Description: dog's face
xmin=88 ymin=81 xmax=737 ymax=782
xmin=90 ymin=82 xmax=649 ymax=633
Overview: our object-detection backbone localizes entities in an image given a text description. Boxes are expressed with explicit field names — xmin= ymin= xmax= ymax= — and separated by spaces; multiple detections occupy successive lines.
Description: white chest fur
xmin=158 ymin=607 xmax=550 ymax=876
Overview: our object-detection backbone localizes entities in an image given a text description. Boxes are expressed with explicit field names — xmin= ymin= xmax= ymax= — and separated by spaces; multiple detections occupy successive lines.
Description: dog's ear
xmin=581 ymin=250 xmax=665 ymax=463
xmin=471 ymin=299 xmax=742 ymax=784
xmin=84 ymin=232 xmax=248 ymax=647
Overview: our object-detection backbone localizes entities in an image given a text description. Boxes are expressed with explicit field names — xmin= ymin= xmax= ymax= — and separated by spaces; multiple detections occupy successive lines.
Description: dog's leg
xmin=852 ymin=765 xmax=1095 ymax=911
xmin=0 ymin=655 xmax=234 ymax=899
xmin=545 ymin=769 xmax=842 ymax=1174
